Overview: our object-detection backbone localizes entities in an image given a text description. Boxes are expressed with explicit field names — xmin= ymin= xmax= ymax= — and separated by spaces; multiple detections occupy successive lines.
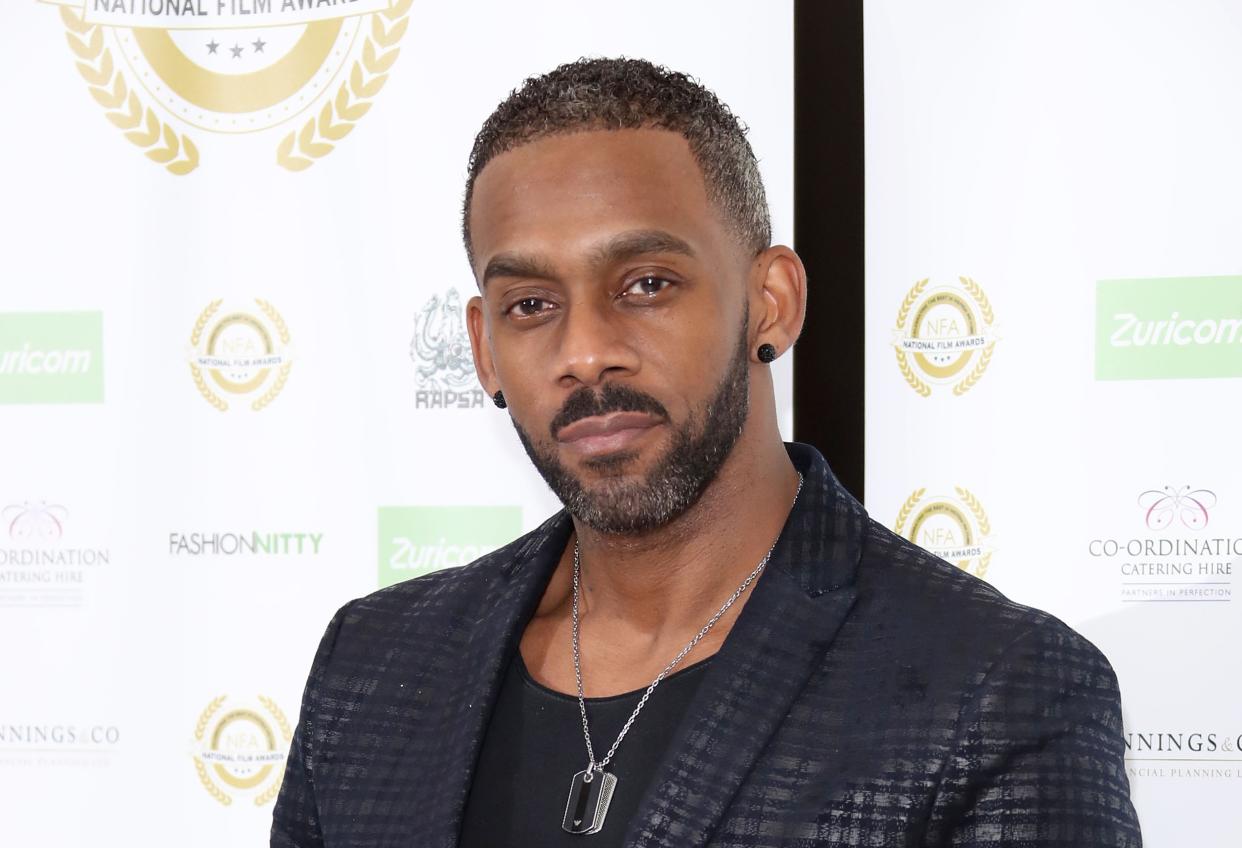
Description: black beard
xmin=512 ymin=321 xmax=751 ymax=535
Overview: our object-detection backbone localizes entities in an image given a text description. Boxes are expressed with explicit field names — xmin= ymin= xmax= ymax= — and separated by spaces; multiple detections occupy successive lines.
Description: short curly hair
xmin=462 ymin=57 xmax=771 ymax=264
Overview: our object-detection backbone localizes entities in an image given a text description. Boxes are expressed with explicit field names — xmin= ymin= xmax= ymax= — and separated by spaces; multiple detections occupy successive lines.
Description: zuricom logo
xmin=377 ymin=506 xmax=522 ymax=588
xmin=0 ymin=312 xmax=103 ymax=403
xmin=1096 ymin=276 xmax=1242 ymax=380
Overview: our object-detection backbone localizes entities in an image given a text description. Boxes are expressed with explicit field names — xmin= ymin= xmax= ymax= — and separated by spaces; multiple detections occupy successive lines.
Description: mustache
xmin=549 ymin=383 xmax=669 ymax=439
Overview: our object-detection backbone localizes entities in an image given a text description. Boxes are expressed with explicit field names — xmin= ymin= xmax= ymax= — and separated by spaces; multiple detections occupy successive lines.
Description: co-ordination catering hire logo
xmin=892 ymin=277 xmax=998 ymax=397
xmin=44 ymin=0 xmax=414 ymax=174
xmin=1089 ymin=486 xmax=1235 ymax=603
xmin=192 ymin=694 xmax=290 ymax=807
xmin=187 ymin=299 xmax=292 ymax=412
xmin=0 ymin=501 xmax=111 ymax=609
xmin=893 ymin=488 xmax=994 ymax=579
xmin=409 ymin=288 xmax=485 ymax=409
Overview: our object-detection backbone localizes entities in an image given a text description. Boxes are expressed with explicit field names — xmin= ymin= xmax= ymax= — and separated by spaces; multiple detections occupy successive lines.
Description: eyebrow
xmin=480 ymin=229 xmax=695 ymax=289
xmin=589 ymin=229 xmax=696 ymax=268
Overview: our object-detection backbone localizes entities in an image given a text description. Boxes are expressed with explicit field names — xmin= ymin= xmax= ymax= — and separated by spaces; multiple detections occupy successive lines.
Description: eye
xmin=506 ymin=296 xmax=554 ymax=318
xmin=622 ymin=276 xmax=672 ymax=297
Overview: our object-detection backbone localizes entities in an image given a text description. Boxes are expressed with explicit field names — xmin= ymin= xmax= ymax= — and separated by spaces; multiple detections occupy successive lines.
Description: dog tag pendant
xmin=562 ymin=769 xmax=617 ymax=835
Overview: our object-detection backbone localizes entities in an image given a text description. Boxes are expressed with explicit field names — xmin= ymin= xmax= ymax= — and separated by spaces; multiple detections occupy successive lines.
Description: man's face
xmin=467 ymin=128 xmax=755 ymax=534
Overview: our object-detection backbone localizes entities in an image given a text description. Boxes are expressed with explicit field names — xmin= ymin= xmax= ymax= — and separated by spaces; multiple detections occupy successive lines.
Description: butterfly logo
xmin=2 ymin=501 xmax=69 ymax=542
xmin=1138 ymin=487 xmax=1216 ymax=531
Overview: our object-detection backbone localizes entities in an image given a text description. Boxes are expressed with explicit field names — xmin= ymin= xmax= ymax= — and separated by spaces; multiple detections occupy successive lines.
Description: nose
xmin=554 ymin=298 xmax=640 ymax=388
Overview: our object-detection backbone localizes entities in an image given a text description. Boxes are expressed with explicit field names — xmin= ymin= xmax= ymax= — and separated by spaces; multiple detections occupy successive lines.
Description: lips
xmin=555 ymin=411 xmax=664 ymax=457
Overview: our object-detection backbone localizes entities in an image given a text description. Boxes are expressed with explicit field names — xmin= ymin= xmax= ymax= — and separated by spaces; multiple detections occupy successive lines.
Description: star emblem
xmin=206 ymin=40 xmax=219 ymax=55
xmin=252 ymin=38 xmax=266 ymax=53
xmin=230 ymin=44 xmax=243 ymax=59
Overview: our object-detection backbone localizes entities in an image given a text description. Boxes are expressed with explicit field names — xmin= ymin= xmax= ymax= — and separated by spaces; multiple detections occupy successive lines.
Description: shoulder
xmin=854 ymin=517 xmax=1116 ymax=686
xmin=322 ymin=510 xmax=567 ymax=652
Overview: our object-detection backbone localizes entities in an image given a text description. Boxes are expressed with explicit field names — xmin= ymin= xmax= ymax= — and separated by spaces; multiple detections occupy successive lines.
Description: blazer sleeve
xmin=270 ymin=601 xmax=353 ymax=848
xmin=925 ymin=618 xmax=1143 ymax=847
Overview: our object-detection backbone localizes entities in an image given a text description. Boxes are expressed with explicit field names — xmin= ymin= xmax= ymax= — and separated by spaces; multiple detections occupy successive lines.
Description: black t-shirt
xmin=459 ymin=651 xmax=712 ymax=847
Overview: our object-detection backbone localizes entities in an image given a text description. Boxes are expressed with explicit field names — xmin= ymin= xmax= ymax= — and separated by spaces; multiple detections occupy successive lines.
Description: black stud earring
xmin=492 ymin=390 xmax=507 ymax=409
xmin=757 ymin=343 xmax=778 ymax=363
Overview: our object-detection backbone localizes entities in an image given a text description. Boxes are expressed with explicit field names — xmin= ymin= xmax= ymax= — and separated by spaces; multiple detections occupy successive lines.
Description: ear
xmin=466 ymin=295 xmax=499 ymax=395
xmin=750 ymin=245 xmax=807 ymax=361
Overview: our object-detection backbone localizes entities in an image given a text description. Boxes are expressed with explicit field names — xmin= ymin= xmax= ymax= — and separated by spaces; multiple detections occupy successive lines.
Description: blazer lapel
xmin=625 ymin=443 xmax=867 ymax=848
xmin=415 ymin=511 xmax=572 ymax=846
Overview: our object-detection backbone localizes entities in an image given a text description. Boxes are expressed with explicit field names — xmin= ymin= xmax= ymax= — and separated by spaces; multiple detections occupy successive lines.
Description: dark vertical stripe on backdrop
xmin=792 ymin=0 xmax=865 ymax=501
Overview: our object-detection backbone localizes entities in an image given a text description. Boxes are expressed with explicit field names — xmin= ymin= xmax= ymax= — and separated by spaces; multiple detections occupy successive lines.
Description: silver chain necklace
xmin=560 ymin=473 xmax=805 ymax=835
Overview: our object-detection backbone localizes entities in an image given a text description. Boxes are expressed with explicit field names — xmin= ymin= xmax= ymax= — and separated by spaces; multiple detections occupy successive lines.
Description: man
xmin=272 ymin=59 xmax=1141 ymax=847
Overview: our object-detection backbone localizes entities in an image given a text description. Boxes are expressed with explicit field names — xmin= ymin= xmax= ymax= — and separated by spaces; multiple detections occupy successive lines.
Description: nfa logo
xmin=894 ymin=487 xmax=994 ymax=579
xmin=377 ymin=505 xmax=521 ymax=587
xmin=45 ymin=0 xmax=414 ymax=174
xmin=1089 ymin=485 xmax=1236 ymax=603
xmin=0 ymin=501 xmax=111 ymax=609
xmin=192 ymin=694 xmax=291 ymax=807
xmin=1096 ymin=275 xmax=1242 ymax=380
xmin=409 ymin=288 xmax=484 ymax=409
xmin=187 ymin=299 xmax=292 ymax=411
xmin=0 ymin=312 xmax=103 ymax=404
xmin=893 ymin=277 xmax=997 ymax=397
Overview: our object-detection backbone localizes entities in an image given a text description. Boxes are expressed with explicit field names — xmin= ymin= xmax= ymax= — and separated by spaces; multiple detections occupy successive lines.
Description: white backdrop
xmin=865 ymin=2 xmax=1242 ymax=845
xmin=0 ymin=2 xmax=793 ymax=845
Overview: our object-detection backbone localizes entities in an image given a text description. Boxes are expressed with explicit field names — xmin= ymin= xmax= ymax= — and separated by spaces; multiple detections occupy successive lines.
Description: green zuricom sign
xmin=1096 ymin=276 xmax=1242 ymax=380
xmin=0 ymin=312 xmax=104 ymax=403
xmin=377 ymin=505 xmax=523 ymax=588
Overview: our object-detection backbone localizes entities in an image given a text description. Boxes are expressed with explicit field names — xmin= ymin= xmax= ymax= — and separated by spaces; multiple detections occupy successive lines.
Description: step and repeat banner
xmin=865 ymin=2 xmax=1241 ymax=845
xmin=0 ymin=2 xmax=793 ymax=844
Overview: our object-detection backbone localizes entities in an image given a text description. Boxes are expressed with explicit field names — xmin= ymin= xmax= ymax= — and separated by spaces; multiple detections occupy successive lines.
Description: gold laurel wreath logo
xmin=192 ymin=695 xmax=291 ymax=808
xmin=58 ymin=7 xmax=199 ymax=175
xmin=193 ymin=695 xmax=231 ymax=807
xmin=894 ymin=278 xmax=931 ymax=397
xmin=893 ymin=487 xmax=926 ymax=535
xmin=189 ymin=300 xmax=227 ymax=412
xmin=57 ymin=1 xmax=413 ymax=173
xmin=954 ymin=486 xmax=992 ymax=578
xmin=253 ymin=696 xmax=293 ymax=806
xmin=251 ymin=299 xmax=293 ymax=412
xmin=894 ymin=276 xmax=997 ymax=397
xmin=276 ymin=0 xmax=414 ymax=171
xmin=952 ymin=277 xmax=995 ymax=397
xmin=894 ymin=487 xmax=992 ymax=579
xmin=188 ymin=299 xmax=292 ymax=413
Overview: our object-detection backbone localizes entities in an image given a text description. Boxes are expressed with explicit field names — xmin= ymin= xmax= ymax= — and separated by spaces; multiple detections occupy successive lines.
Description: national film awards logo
xmin=893 ymin=277 xmax=998 ymax=397
xmin=410 ymin=288 xmax=484 ymax=409
xmin=192 ymin=694 xmax=291 ymax=806
xmin=44 ymin=0 xmax=414 ymax=174
xmin=894 ymin=487 xmax=994 ymax=578
xmin=187 ymin=298 xmax=292 ymax=411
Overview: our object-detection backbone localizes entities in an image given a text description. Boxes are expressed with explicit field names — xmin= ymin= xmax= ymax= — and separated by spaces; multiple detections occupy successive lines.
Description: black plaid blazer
xmin=272 ymin=443 xmax=1142 ymax=847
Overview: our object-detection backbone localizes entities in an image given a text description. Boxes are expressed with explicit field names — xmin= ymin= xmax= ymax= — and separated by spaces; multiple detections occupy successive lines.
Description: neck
xmin=519 ymin=402 xmax=804 ymax=697
xmin=569 ymin=422 xmax=799 ymax=644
